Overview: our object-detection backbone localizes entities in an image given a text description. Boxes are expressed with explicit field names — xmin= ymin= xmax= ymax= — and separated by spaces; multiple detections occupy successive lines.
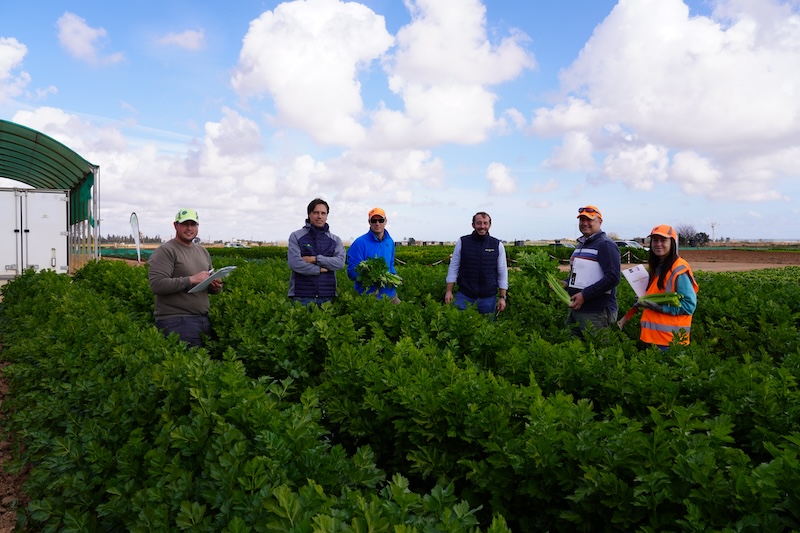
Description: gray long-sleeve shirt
xmin=148 ymin=239 xmax=214 ymax=318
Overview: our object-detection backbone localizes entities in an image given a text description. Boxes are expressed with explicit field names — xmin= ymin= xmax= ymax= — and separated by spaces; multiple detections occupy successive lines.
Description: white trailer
xmin=0 ymin=188 xmax=70 ymax=280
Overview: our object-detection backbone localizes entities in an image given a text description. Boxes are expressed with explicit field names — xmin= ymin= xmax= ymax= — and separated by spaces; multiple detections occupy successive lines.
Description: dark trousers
xmin=155 ymin=315 xmax=211 ymax=348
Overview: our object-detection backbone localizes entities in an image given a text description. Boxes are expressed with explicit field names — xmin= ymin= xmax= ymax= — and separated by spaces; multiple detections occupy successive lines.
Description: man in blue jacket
xmin=346 ymin=207 xmax=401 ymax=304
xmin=287 ymin=198 xmax=346 ymax=305
xmin=444 ymin=212 xmax=508 ymax=317
xmin=565 ymin=205 xmax=621 ymax=336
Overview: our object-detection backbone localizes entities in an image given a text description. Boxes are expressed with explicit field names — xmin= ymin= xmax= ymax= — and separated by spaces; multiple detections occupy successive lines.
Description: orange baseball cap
xmin=649 ymin=224 xmax=677 ymax=241
xmin=368 ymin=207 xmax=386 ymax=219
xmin=577 ymin=205 xmax=602 ymax=219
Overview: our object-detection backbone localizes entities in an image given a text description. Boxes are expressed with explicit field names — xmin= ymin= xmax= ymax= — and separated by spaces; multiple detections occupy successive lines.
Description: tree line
xmin=674 ymin=224 xmax=711 ymax=247
xmin=100 ymin=234 xmax=163 ymax=244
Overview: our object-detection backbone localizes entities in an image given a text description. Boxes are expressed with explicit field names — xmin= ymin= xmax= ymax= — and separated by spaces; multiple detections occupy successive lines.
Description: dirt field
xmin=556 ymin=248 xmax=800 ymax=273
xmin=671 ymin=249 xmax=800 ymax=272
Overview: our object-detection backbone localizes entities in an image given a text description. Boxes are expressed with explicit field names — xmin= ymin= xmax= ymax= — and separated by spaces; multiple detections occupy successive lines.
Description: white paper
xmin=568 ymin=258 xmax=604 ymax=289
xmin=622 ymin=264 xmax=650 ymax=298
xmin=188 ymin=265 xmax=237 ymax=293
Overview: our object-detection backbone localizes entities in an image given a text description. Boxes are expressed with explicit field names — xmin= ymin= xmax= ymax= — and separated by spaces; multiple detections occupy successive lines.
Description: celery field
xmin=1 ymin=247 xmax=799 ymax=531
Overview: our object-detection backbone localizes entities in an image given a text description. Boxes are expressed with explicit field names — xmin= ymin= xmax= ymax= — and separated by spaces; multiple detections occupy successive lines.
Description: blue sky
xmin=2 ymin=0 xmax=799 ymax=244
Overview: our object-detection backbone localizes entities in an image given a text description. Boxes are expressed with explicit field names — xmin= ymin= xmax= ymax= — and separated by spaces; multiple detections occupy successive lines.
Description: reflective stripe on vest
xmin=640 ymin=258 xmax=697 ymax=346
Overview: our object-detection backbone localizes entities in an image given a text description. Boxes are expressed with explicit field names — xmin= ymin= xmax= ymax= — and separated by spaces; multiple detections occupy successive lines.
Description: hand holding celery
xmin=355 ymin=257 xmax=403 ymax=292
xmin=637 ymin=292 xmax=683 ymax=308
xmin=546 ymin=273 xmax=572 ymax=306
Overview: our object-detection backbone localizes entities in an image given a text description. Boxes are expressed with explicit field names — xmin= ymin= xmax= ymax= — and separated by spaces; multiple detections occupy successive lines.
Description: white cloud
xmin=602 ymin=144 xmax=670 ymax=191
xmin=390 ymin=0 xmax=533 ymax=85
xmin=530 ymin=97 xmax=606 ymax=137
xmin=498 ymin=108 xmax=527 ymax=133
xmin=278 ymin=154 xmax=328 ymax=197
xmin=157 ymin=29 xmax=206 ymax=51
xmin=670 ymin=150 xmax=723 ymax=195
xmin=486 ymin=162 xmax=517 ymax=194
xmin=532 ymin=0 xmax=800 ymax=203
xmin=368 ymin=83 xmax=498 ymax=147
xmin=0 ymin=37 xmax=31 ymax=103
xmin=8 ymin=103 xmax=452 ymax=241
xmin=371 ymin=0 xmax=534 ymax=147
xmin=543 ymin=131 xmax=595 ymax=171
xmin=57 ymin=12 xmax=124 ymax=66
xmin=231 ymin=0 xmax=534 ymax=151
xmin=232 ymin=0 xmax=393 ymax=146
xmin=324 ymin=148 xmax=445 ymax=201
xmin=12 ymin=107 xmax=92 ymax=151
xmin=183 ymin=107 xmax=266 ymax=178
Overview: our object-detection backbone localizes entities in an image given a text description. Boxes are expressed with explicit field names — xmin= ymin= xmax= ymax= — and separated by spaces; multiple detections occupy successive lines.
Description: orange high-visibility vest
xmin=640 ymin=258 xmax=699 ymax=346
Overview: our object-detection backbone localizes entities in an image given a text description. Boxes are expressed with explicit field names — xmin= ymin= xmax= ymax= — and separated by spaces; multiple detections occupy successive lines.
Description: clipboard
xmin=568 ymin=258 xmax=604 ymax=289
xmin=188 ymin=266 xmax=237 ymax=293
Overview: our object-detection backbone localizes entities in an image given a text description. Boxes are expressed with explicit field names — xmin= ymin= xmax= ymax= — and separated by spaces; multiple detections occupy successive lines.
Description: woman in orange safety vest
xmin=639 ymin=225 xmax=699 ymax=349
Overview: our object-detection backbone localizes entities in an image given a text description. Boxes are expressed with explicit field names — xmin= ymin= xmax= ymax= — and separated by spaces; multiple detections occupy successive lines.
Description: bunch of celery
xmin=355 ymin=257 xmax=403 ymax=292
xmin=638 ymin=292 xmax=683 ymax=307
xmin=546 ymin=272 xmax=571 ymax=306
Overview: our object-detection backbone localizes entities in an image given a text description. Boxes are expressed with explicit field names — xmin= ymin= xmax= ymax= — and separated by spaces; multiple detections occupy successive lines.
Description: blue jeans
xmin=155 ymin=315 xmax=211 ymax=348
xmin=453 ymin=291 xmax=497 ymax=316
xmin=292 ymin=296 xmax=334 ymax=306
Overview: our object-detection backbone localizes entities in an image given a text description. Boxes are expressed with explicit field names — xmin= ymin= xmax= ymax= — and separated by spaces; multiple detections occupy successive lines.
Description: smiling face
xmin=472 ymin=214 xmax=491 ymax=236
xmin=650 ymin=234 xmax=672 ymax=258
xmin=174 ymin=220 xmax=198 ymax=245
xmin=578 ymin=215 xmax=601 ymax=237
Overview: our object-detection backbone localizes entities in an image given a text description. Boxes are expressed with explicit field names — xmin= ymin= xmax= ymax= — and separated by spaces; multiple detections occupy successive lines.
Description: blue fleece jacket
xmin=346 ymin=229 xmax=398 ymax=299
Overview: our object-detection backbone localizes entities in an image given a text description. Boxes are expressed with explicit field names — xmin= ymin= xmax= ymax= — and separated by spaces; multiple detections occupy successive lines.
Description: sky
xmin=1 ymin=0 xmax=799 ymax=245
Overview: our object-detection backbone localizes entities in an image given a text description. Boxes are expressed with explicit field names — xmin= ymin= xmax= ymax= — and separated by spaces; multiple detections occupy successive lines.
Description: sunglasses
xmin=370 ymin=218 xmax=385 ymax=224
xmin=578 ymin=207 xmax=598 ymax=214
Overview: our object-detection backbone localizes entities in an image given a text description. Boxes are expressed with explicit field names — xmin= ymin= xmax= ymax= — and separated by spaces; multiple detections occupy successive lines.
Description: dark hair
xmin=647 ymin=237 xmax=679 ymax=290
xmin=307 ymin=198 xmax=329 ymax=215
xmin=472 ymin=211 xmax=491 ymax=224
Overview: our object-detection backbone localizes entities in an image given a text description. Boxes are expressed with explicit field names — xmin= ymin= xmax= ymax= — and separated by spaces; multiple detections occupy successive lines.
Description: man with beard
xmin=148 ymin=208 xmax=222 ymax=347
xmin=444 ymin=212 xmax=508 ymax=318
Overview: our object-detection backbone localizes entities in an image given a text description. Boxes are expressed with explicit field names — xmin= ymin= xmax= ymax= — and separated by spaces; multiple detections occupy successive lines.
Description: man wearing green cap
xmin=148 ymin=208 xmax=222 ymax=347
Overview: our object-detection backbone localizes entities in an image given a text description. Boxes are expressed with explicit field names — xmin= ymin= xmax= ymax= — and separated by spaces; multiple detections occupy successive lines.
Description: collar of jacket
xmin=577 ymin=230 xmax=605 ymax=245
xmin=304 ymin=220 xmax=330 ymax=232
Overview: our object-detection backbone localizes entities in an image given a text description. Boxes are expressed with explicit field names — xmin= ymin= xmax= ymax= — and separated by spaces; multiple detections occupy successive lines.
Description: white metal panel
xmin=0 ymin=190 xmax=22 ymax=279
xmin=22 ymin=190 xmax=70 ymax=273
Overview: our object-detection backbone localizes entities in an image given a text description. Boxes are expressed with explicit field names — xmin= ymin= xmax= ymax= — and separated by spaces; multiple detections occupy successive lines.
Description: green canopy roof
xmin=0 ymin=119 xmax=97 ymax=191
xmin=0 ymin=119 xmax=99 ymax=224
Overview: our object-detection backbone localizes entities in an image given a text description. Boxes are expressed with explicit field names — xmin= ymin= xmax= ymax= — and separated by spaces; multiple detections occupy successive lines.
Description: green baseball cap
xmin=175 ymin=208 xmax=199 ymax=223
